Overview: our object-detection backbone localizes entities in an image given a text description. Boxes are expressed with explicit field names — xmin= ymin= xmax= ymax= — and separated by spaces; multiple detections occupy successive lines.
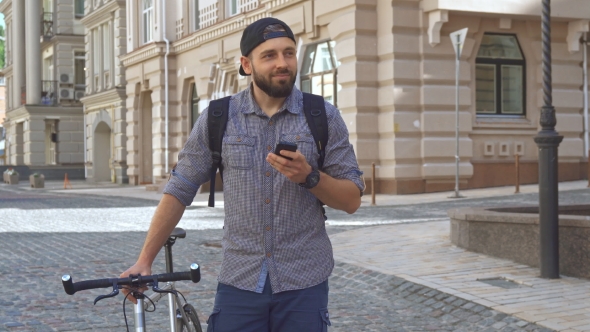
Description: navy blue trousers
xmin=206 ymin=276 xmax=331 ymax=332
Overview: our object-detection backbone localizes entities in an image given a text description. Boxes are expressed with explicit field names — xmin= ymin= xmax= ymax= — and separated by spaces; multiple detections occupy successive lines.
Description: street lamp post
xmin=534 ymin=0 xmax=563 ymax=279
xmin=449 ymin=28 xmax=468 ymax=199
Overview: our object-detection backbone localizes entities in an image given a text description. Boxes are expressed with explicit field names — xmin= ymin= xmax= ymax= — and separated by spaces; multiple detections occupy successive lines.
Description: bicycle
xmin=61 ymin=227 xmax=204 ymax=332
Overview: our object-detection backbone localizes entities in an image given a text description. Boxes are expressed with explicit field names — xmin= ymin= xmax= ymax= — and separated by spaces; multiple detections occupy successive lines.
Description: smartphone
xmin=274 ymin=141 xmax=297 ymax=160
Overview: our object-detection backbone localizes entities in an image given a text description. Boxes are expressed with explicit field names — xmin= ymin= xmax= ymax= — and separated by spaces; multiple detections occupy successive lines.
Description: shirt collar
xmin=241 ymin=83 xmax=302 ymax=116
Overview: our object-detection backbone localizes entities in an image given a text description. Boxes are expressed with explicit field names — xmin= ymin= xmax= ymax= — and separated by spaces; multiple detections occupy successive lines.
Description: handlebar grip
xmin=62 ymin=275 xmax=75 ymax=295
xmin=190 ymin=263 xmax=201 ymax=283
xmin=73 ymin=278 xmax=115 ymax=293
xmin=62 ymin=275 xmax=113 ymax=295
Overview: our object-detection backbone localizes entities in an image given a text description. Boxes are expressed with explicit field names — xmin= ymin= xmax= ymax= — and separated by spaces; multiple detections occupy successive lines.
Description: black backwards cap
xmin=239 ymin=17 xmax=296 ymax=76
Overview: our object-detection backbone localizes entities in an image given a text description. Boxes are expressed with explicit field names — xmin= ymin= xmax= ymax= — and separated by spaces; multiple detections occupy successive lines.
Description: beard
xmin=251 ymin=65 xmax=297 ymax=98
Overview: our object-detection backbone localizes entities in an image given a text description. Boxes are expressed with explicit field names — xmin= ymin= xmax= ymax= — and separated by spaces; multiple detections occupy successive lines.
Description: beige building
xmin=0 ymin=0 xmax=86 ymax=177
xmin=88 ymin=0 xmax=589 ymax=193
xmin=80 ymin=0 xmax=128 ymax=183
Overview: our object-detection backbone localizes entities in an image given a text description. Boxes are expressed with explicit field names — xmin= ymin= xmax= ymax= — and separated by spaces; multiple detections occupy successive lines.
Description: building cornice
xmin=120 ymin=43 xmax=167 ymax=67
xmin=420 ymin=0 xmax=590 ymax=20
xmin=81 ymin=88 xmax=126 ymax=112
xmin=5 ymin=105 xmax=84 ymax=121
xmin=262 ymin=0 xmax=306 ymax=13
xmin=81 ymin=0 xmax=125 ymax=28
xmin=172 ymin=10 xmax=270 ymax=55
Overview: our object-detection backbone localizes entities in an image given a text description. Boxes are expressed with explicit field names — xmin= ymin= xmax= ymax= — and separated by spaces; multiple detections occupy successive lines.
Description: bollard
xmin=515 ymin=154 xmax=520 ymax=194
xmin=371 ymin=163 xmax=376 ymax=206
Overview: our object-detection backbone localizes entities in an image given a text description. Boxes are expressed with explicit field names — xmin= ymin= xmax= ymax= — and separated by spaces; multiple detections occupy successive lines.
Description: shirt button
xmin=266 ymin=226 xmax=271 ymax=231
xmin=269 ymin=121 xmax=274 ymax=126
xmin=237 ymin=137 xmax=242 ymax=142
xmin=267 ymin=145 xmax=272 ymax=151
xmin=266 ymin=253 xmax=272 ymax=257
xmin=265 ymin=198 xmax=270 ymax=204
xmin=296 ymin=135 xmax=300 ymax=140
xmin=265 ymin=171 xmax=271 ymax=177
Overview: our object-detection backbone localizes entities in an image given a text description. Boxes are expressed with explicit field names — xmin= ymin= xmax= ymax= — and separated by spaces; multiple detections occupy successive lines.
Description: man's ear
xmin=240 ymin=56 xmax=253 ymax=75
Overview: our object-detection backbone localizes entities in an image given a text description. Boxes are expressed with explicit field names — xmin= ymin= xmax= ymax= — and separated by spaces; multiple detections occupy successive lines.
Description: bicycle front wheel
xmin=179 ymin=303 xmax=203 ymax=332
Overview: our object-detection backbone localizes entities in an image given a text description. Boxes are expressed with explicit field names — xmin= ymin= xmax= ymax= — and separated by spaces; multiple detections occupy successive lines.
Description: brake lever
xmin=93 ymin=282 xmax=120 ymax=305
xmin=151 ymin=278 xmax=178 ymax=296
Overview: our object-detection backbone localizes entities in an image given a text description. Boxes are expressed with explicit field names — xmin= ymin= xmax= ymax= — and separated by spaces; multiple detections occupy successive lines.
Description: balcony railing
xmin=19 ymin=81 xmax=58 ymax=106
xmin=41 ymin=12 xmax=54 ymax=40
xmin=41 ymin=80 xmax=58 ymax=106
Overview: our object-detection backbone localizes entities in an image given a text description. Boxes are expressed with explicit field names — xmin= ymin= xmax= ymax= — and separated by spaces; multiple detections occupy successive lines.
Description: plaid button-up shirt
xmin=164 ymin=85 xmax=363 ymax=293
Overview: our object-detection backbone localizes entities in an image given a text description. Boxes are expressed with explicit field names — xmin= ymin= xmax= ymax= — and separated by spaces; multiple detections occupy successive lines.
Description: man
xmin=121 ymin=17 xmax=364 ymax=332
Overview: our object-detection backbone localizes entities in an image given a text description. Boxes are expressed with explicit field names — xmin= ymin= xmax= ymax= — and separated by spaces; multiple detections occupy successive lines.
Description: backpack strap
xmin=207 ymin=96 xmax=231 ymax=207
xmin=302 ymin=93 xmax=328 ymax=170
xmin=302 ymin=93 xmax=329 ymax=220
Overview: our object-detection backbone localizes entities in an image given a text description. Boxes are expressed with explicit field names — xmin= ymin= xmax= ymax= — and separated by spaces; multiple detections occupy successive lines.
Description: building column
xmin=25 ymin=0 xmax=41 ymax=105
xmin=326 ymin=1 xmax=379 ymax=189
xmin=12 ymin=0 xmax=25 ymax=108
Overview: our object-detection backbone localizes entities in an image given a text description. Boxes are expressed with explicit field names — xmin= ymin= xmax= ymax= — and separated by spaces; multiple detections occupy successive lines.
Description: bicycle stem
xmin=135 ymin=297 xmax=147 ymax=332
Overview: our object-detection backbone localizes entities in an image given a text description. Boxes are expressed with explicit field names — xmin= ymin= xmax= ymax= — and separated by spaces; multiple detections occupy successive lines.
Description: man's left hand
xmin=266 ymin=150 xmax=311 ymax=183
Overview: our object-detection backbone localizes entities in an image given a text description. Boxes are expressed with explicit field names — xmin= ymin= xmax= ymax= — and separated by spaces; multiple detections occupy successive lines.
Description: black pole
xmin=534 ymin=0 xmax=563 ymax=279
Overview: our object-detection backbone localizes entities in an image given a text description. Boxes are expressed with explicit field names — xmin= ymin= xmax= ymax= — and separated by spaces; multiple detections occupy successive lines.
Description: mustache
xmin=272 ymin=69 xmax=292 ymax=76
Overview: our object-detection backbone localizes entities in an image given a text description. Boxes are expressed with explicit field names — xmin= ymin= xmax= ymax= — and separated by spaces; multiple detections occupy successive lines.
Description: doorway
xmin=93 ymin=121 xmax=111 ymax=182
xmin=140 ymin=92 xmax=153 ymax=184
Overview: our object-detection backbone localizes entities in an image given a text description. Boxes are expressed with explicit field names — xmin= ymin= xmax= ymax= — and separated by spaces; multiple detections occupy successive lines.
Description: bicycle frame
xmin=144 ymin=282 xmax=183 ymax=332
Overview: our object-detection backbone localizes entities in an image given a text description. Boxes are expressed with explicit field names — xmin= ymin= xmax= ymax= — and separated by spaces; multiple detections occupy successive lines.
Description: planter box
xmin=7 ymin=174 xmax=19 ymax=185
xmin=30 ymin=174 xmax=45 ymax=188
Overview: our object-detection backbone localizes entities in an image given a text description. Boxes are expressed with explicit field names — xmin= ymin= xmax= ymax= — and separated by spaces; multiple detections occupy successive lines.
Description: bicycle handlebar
xmin=62 ymin=263 xmax=201 ymax=295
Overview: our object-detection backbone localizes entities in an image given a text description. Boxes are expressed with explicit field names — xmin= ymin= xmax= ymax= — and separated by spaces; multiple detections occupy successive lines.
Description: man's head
xmin=239 ymin=18 xmax=298 ymax=98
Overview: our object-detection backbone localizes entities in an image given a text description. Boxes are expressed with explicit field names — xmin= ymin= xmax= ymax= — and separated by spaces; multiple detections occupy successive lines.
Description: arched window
xmin=300 ymin=40 xmax=341 ymax=106
xmin=190 ymin=83 xmax=200 ymax=129
xmin=476 ymin=34 xmax=526 ymax=115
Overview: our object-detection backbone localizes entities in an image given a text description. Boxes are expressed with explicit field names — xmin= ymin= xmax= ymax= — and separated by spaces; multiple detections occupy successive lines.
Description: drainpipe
xmin=583 ymin=32 xmax=588 ymax=158
xmin=83 ymin=104 xmax=87 ymax=178
xmin=162 ymin=0 xmax=170 ymax=175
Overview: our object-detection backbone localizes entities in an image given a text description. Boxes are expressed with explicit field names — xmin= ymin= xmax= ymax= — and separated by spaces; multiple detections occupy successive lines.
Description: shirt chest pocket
xmin=222 ymin=135 xmax=256 ymax=169
xmin=280 ymin=132 xmax=319 ymax=169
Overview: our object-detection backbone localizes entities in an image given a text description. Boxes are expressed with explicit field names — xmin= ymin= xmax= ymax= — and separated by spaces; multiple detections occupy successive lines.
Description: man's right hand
xmin=120 ymin=263 xmax=152 ymax=304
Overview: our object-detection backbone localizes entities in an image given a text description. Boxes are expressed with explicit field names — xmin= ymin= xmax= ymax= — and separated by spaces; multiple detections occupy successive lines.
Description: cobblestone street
xmin=1 ymin=183 xmax=584 ymax=331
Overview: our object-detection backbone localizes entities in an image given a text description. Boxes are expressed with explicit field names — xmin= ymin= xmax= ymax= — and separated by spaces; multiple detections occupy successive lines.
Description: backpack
xmin=206 ymin=92 xmax=328 ymax=208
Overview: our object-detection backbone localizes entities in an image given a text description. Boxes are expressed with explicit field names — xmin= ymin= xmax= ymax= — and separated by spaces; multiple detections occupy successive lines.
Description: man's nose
xmin=276 ymin=54 xmax=288 ymax=68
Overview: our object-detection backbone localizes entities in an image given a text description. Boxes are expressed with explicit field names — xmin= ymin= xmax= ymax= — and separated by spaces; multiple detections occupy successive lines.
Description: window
xmin=92 ymin=29 xmax=100 ymax=76
xmin=74 ymin=51 xmax=85 ymax=87
xmin=190 ymin=83 xmax=200 ymax=129
xmin=194 ymin=0 xmax=200 ymax=30
xmin=300 ymin=40 xmax=341 ymax=106
xmin=476 ymin=34 xmax=526 ymax=115
xmin=143 ymin=0 xmax=154 ymax=44
xmin=75 ymin=0 xmax=84 ymax=17
xmin=103 ymin=23 xmax=111 ymax=72
xmin=226 ymin=0 xmax=238 ymax=17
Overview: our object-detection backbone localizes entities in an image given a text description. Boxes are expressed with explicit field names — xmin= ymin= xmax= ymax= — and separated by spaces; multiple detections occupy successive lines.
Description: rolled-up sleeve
xmin=322 ymin=102 xmax=364 ymax=193
xmin=163 ymin=110 xmax=213 ymax=206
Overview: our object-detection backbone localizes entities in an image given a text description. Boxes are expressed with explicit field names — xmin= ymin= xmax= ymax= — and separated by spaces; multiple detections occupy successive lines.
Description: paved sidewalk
xmin=4 ymin=179 xmax=589 ymax=331
xmin=331 ymin=180 xmax=590 ymax=332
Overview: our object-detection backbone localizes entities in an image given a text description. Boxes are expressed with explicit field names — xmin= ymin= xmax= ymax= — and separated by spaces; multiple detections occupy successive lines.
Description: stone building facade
xmin=0 ymin=0 xmax=86 ymax=178
xmin=80 ymin=0 xmax=128 ymax=183
xmin=89 ymin=0 xmax=589 ymax=193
